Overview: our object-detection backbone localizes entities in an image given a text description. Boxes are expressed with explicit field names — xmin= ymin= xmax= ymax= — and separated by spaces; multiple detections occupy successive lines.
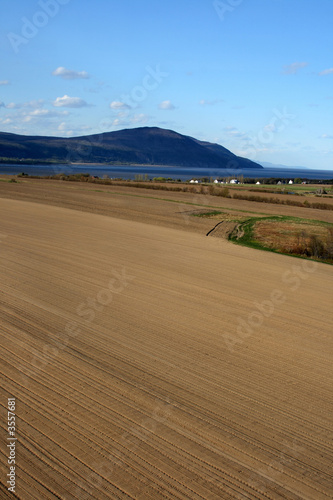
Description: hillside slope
xmin=0 ymin=126 xmax=263 ymax=169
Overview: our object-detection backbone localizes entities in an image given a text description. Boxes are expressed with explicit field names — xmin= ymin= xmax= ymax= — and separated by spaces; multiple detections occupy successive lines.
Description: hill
xmin=0 ymin=126 xmax=263 ymax=169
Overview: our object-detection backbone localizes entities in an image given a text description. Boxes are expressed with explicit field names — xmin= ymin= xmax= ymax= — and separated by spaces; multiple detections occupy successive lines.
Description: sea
xmin=0 ymin=164 xmax=332 ymax=181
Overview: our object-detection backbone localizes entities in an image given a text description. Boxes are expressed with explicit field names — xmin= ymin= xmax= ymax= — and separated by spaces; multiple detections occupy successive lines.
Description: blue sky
xmin=1 ymin=0 xmax=332 ymax=168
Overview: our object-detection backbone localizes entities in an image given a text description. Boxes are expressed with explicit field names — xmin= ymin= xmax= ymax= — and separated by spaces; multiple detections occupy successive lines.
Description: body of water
xmin=0 ymin=164 xmax=332 ymax=181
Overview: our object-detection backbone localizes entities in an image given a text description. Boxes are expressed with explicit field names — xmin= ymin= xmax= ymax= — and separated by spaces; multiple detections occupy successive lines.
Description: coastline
xmin=0 ymin=163 xmax=332 ymax=180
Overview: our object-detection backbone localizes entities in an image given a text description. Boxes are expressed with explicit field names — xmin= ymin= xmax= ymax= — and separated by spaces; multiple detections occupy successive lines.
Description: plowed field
xmin=0 ymin=181 xmax=332 ymax=499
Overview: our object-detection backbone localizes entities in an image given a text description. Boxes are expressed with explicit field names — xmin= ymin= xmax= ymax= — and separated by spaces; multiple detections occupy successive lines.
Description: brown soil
xmin=0 ymin=179 xmax=332 ymax=499
xmin=1 ymin=177 xmax=333 ymax=225
xmin=206 ymin=220 xmax=239 ymax=238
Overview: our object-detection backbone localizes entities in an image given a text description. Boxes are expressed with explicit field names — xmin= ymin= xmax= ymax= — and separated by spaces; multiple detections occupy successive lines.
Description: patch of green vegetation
xmin=192 ymin=210 xmax=224 ymax=218
xmin=229 ymin=217 xmax=262 ymax=248
xmin=0 ymin=178 xmax=19 ymax=183
xmin=152 ymin=177 xmax=174 ymax=182
xmin=229 ymin=216 xmax=333 ymax=265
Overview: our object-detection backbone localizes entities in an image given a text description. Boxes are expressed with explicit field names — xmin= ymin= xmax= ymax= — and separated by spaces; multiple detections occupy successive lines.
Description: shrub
xmin=308 ymin=235 xmax=325 ymax=258
xmin=217 ymin=186 xmax=230 ymax=198
xmin=280 ymin=228 xmax=333 ymax=260
xmin=310 ymin=201 xmax=333 ymax=210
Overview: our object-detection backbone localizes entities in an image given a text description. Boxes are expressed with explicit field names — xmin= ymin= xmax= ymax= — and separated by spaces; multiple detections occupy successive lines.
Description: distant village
xmin=189 ymin=178 xmax=306 ymax=185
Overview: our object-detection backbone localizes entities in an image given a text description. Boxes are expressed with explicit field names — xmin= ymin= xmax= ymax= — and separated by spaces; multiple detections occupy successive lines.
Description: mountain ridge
xmin=0 ymin=126 xmax=263 ymax=169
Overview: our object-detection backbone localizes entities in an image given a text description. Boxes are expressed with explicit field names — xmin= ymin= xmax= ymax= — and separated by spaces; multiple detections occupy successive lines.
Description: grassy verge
xmin=229 ymin=216 xmax=333 ymax=264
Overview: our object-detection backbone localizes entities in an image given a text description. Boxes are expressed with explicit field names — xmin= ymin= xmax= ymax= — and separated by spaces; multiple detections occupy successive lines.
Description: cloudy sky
xmin=1 ymin=0 xmax=332 ymax=169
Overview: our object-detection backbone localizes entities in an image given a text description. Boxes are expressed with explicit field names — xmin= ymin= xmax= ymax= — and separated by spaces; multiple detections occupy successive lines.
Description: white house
xmin=256 ymin=181 xmax=261 ymax=185
xmin=230 ymin=179 xmax=238 ymax=184
xmin=288 ymin=180 xmax=293 ymax=184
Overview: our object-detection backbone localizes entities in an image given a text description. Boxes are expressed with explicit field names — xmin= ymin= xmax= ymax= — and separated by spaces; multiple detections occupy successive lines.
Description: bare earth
xmin=0 ymin=179 xmax=332 ymax=499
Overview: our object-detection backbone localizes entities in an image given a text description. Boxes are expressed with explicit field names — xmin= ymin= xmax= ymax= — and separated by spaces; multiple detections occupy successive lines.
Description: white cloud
xmin=0 ymin=80 xmax=10 ymax=86
xmin=4 ymin=100 xmax=45 ymax=110
xmin=224 ymin=126 xmax=248 ymax=140
xmin=320 ymin=134 xmax=333 ymax=139
xmin=130 ymin=113 xmax=150 ymax=124
xmin=199 ymin=99 xmax=224 ymax=106
xmin=52 ymin=67 xmax=90 ymax=80
xmin=30 ymin=109 xmax=51 ymax=116
xmin=57 ymin=122 xmax=74 ymax=136
xmin=0 ymin=100 xmax=71 ymax=130
xmin=6 ymin=102 xmax=18 ymax=109
xmin=8 ymin=106 xmax=69 ymax=126
xmin=159 ymin=100 xmax=175 ymax=110
xmin=53 ymin=95 xmax=88 ymax=108
xmin=28 ymin=109 xmax=68 ymax=118
xmin=110 ymin=101 xmax=131 ymax=110
xmin=319 ymin=68 xmax=333 ymax=76
xmin=283 ymin=62 xmax=308 ymax=75
xmin=109 ymin=112 xmax=129 ymax=127
xmin=58 ymin=122 xmax=67 ymax=131
xmin=111 ymin=112 xmax=151 ymax=128
xmin=24 ymin=99 xmax=45 ymax=109
xmin=57 ymin=122 xmax=92 ymax=137
xmin=0 ymin=101 xmax=4 ymax=107
xmin=22 ymin=108 xmax=68 ymax=123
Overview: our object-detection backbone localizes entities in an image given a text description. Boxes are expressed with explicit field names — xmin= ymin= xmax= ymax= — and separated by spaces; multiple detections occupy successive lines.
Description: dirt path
xmin=0 ymin=195 xmax=332 ymax=499
xmin=206 ymin=220 xmax=241 ymax=238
